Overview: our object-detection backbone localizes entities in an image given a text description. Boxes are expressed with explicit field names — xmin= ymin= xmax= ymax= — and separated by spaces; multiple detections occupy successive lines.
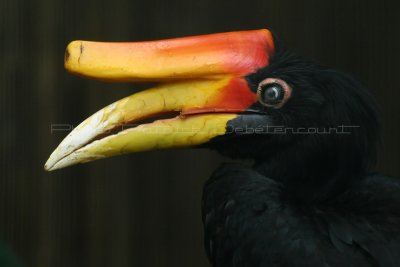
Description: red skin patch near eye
xmin=181 ymin=78 xmax=257 ymax=115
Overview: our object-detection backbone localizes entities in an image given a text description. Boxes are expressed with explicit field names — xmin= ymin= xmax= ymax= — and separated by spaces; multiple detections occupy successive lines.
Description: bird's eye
xmin=261 ymin=84 xmax=284 ymax=103
xmin=257 ymin=78 xmax=291 ymax=108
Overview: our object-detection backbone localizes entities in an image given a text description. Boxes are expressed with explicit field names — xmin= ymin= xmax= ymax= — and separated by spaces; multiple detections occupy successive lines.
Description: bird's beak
xmin=45 ymin=29 xmax=275 ymax=171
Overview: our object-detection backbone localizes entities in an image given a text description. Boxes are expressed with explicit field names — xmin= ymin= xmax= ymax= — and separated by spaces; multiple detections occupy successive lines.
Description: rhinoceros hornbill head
xmin=45 ymin=29 xmax=379 ymax=195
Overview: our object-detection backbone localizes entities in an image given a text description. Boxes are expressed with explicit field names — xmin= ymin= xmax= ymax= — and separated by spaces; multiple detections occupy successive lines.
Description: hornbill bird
xmin=45 ymin=29 xmax=400 ymax=266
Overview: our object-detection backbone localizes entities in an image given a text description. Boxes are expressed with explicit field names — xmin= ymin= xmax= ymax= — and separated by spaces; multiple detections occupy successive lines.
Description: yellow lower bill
xmin=46 ymin=113 xmax=236 ymax=171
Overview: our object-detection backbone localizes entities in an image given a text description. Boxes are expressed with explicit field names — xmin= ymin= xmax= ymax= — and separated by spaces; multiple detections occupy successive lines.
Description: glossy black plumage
xmin=202 ymin=43 xmax=400 ymax=266
xmin=203 ymin=164 xmax=400 ymax=267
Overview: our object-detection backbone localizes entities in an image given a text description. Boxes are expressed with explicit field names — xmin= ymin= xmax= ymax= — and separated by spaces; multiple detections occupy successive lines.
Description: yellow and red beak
xmin=45 ymin=29 xmax=275 ymax=171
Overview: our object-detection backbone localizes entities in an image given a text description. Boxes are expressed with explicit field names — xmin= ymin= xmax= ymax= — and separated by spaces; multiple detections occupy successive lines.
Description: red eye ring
xmin=256 ymin=78 xmax=292 ymax=108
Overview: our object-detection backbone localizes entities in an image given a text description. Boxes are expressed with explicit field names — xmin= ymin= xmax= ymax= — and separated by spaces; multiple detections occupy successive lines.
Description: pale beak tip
xmin=44 ymin=158 xmax=55 ymax=172
xmin=44 ymin=166 xmax=52 ymax=172
xmin=44 ymin=157 xmax=69 ymax=172
xmin=44 ymin=149 xmax=65 ymax=172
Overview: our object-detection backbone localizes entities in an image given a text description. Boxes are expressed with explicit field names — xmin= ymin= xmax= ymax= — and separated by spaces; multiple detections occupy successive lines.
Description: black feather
xmin=203 ymin=42 xmax=399 ymax=266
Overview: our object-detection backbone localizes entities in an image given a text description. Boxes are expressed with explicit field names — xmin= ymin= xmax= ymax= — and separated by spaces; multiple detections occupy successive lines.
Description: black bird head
xmin=45 ymin=29 xmax=380 ymax=200
xmin=210 ymin=46 xmax=380 ymax=200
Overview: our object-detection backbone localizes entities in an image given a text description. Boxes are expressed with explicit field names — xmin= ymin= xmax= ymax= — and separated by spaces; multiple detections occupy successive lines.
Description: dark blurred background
xmin=0 ymin=0 xmax=399 ymax=266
